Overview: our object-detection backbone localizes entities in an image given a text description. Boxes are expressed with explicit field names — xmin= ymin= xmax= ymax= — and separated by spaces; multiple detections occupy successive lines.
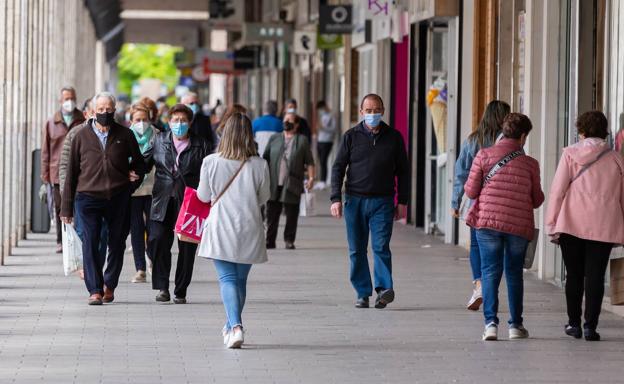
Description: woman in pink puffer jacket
xmin=464 ymin=113 xmax=544 ymax=341
xmin=546 ymin=111 xmax=624 ymax=342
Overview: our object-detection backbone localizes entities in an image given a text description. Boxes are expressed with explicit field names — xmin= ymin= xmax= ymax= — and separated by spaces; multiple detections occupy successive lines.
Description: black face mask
xmin=96 ymin=112 xmax=115 ymax=127
xmin=283 ymin=122 xmax=295 ymax=131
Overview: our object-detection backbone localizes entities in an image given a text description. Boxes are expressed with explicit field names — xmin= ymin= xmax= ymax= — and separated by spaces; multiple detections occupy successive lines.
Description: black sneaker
xmin=584 ymin=327 xmax=600 ymax=341
xmin=155 ymin=290 xmax=170 ymax=302
xmin=285 ymin=242 xmax=296 ymax=250
xmin=173 ymin=297 xmax=187 ymax=304
xmin=375 ymin=288 xmax=395 ymax=309
xmin=564 ymin=324 xmax=582 ymax=339
xmin=355 ymin=297 xmax=369 ymax=308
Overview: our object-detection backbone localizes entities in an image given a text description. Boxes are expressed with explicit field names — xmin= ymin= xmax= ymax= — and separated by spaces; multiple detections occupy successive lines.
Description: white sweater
xmin=196 ymin=154 xmax=270 ymax=264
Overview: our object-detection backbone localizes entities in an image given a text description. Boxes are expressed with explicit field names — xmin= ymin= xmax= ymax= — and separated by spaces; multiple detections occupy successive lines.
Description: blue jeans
xmin=344 ymin=194 xmax=394 ymax=299
xmin=213 ymin=259 xmax=253 ymax=331
xmin=476 ymin=228 xmax=528 ymax=326
xmin=470 ymin=228 xmax=481 ymax=281
xmin=74 ymin=190 xmax=131 ymax=295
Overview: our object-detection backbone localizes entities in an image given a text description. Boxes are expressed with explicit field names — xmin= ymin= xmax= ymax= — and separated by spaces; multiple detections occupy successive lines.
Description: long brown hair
xmin=469 ymin=100 xmax=511 ymax=148
xmin=217 ymin=112 xmax=258 ymax=160
xmin=216 ymin=104 xmax=248 ymax=136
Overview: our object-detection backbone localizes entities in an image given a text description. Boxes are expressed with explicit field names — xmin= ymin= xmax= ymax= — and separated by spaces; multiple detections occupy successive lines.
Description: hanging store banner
xmin=352 ymin=1 xmax=371 ymax=47
xmin=319 ymin=5 xmax=353 ymax=34
xmin=317 ymin=33 xmax=343 ymax=50
xmin=242 ymin=23 xmax=293 ymax=44
xmin=234 ymin=46 xmax=261 ymax=69
xmin=293 ymin=31 xmax=318 ymax=54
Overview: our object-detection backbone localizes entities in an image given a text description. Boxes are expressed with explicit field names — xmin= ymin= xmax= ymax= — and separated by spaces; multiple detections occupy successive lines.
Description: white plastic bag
xmin=299 ymin=188 xmax=316 ymax=217
xmin=62 ymin=223 xmax=83 ymax=276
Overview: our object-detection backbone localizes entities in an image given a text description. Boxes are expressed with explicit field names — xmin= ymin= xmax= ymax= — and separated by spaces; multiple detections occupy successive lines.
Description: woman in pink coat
xmin=546 ymin=110 xmax=624 ymax=341
xmin=464 ymin=113 xmax=544 ymax=341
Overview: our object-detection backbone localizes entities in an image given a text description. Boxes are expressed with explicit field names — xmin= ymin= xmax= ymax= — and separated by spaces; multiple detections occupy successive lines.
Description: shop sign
xmin=409 ymin=0 xmax=459 ymax=23
xmin=293 ymin=31 xmax=317 ymax=54
xmin=234 ymin=46 xmax=261 ymax=69
xmin=319 ymin=5 xmax=353 ymax=34
xmin=317 ymin=33 xmax=343 ymax=50
xmin=192 ymin=50 xmax=235 ymax=80
xmin=242 ymin=23 xmax=293 ymax=43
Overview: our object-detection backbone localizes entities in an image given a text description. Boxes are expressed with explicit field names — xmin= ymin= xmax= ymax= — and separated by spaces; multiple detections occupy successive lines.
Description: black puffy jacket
xmin=148 ymin=131 xmax=212 ymax=222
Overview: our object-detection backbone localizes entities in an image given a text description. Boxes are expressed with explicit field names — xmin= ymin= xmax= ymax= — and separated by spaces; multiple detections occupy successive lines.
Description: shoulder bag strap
xmin=212 ymin=159 xmax=247 ymax=205
xmin=482 ymin=150 xmax=525 ymax=187
xmin=569 ymin=148 xmax=611 ymax=184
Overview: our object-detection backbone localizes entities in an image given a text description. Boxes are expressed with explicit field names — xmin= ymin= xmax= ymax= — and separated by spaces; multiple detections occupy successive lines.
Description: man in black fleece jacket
xmin=330 ymin=94 xmax=409 ymax=309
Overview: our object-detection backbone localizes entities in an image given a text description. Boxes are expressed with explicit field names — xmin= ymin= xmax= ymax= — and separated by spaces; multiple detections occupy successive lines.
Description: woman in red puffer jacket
xmin=464 ymin=113 xmax=544 ymax=341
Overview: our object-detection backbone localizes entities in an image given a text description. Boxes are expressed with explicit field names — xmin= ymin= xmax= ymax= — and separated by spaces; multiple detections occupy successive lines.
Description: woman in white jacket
xmin=197 ymin=112 xmax=271 ymax=349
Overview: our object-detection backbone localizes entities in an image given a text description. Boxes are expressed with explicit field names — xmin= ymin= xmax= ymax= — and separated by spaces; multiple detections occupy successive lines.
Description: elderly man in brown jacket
xmin=41 ymin=86 xmax=86 ymax=253
xmin=61 ymin=91 xmax=145 ymax=305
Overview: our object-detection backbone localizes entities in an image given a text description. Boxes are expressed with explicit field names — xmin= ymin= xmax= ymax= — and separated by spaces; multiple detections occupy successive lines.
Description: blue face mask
xmin=170 ymin=122 xmax=189 ymax=137
xmin=186 ymin=103 xmax=199 ymax=115
xmin=364 ymin=113 xmax=382 ymax=128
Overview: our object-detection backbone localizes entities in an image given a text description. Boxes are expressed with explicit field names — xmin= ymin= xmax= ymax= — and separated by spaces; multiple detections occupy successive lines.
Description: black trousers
xmin=148 ymin=199 xmax=197 ymax=298
xmin=53 ymin=184 xmax=62 ymax=244
xmin=317 ymin=142 xmax=333 ymax=183
xmin=560 ymin=233 xmax=613 ymax=330
xmin=130 ymin=195 xmax=152 ymax=271
xmin=266 ymin=190 xmax=300 ymax=246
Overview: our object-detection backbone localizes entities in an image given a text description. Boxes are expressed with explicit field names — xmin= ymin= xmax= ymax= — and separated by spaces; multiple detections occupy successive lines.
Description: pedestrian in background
xmin=148 ymin=104 xmax=211 ymax=304
xmin=128 ymin=102 xmax=157 ymax=283
xmin=61 ymin=91 xmax=145 ymax=305
xmin=464 ymin=113 xmax=544 ymax=341
xmin=42 ymin=86 xmax=85 ymax=253
xmin=330 ymin=94 xmax=409 ymax=309
xmin=181 ymin=92 xmax=217 ymax=151
xmin=197 ymin=112 xmax=270 ymax=349
xmin=546 ymin=111 xmax=624 ymax=341
xmin=263 ymin=113 xmax=314 ymax=250
xmin=451 ymin=100 xmax=510 ymax=311
xmin=138 ymin=96 xmax=165 ymax=133
xmin=283 ymin=98 xmax=312 ymax=143
xmin=315 ymin=100 xmax=337 ymax=190
xmin=252 ymin=100 xmax=283 ymax=156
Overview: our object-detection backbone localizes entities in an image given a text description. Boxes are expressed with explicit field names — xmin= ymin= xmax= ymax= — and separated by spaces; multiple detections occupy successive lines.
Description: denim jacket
xmin=451 ymin=135 xmax=498 ymax=210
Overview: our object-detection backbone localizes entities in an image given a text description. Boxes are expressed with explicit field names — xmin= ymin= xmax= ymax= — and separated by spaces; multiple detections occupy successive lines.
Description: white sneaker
xmin=509 ymin=325 xmax=529 ymax=340
xmin=227 ymin=328 xmax=244 ymax=349
xmin=482 ymin=323 xmax=498 ymax=341
xmin=466 ymin=283 xmax=482 ymax=311
xmin=313 ymin=181 xmax=326 ymax=190
xmin=222 ymin=328 xmax=230 ymax=345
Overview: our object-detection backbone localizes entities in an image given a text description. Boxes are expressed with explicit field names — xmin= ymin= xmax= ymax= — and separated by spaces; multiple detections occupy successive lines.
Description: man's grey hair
xmin=60 ymin=86 xmax=76 ymax=96
xmin=92 ymin=91 xmax=116 ymax=107
xmin=181 ymin=92 xmax=198 ymax=103
xmin=263 ymin=100 xmax=278 ymax=115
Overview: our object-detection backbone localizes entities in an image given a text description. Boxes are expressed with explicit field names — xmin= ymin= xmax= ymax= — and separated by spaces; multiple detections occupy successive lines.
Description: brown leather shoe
xmin=88 ymin=294 xmax=103 ymax=305
xmin=103 ymin=287 xmax=115 ymax=303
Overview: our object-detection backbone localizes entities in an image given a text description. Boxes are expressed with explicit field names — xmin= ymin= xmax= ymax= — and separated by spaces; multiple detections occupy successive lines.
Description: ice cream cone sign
xmin=426 ymin=76 xmax=448 ymax=153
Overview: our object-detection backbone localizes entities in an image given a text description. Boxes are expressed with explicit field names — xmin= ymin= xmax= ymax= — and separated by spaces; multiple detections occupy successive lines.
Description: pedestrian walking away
xmin=128 ymin=101 xmax=158 ymax=283
xmin=545 ymin=110 xmax=624 ymax=341
xmin=464 ymin=113 xmax=544 ymax=341
xmin=451 ymin=100 xmax=510 ymax=311
xmin=330 ymin=93 xmax=409 ymax=309
xmin=42 ymin=86 xmax=86 ymax=254
xmin=196 ymin=112 xmax=271 ymax=349
xmin=252 ymin=100 xmax=283 ymax=156
xmin=315 ymin=100 xmax=338 ymax=190
xmin=60 ymin=91 xmax=146 ymax=305
xmin=263 ymin=113 xmax=315 ymax=250
xmin=147 ymin=103 xmax=212 ymax=304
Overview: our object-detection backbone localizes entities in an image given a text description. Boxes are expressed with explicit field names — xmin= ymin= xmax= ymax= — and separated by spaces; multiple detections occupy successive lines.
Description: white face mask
xmin=286 ymin=108 xmax=296 ymax=114
xmin=62 ymin=100 xmax=76 ymax=113
xmin=131 ymin=121 xmax=148 ymax=135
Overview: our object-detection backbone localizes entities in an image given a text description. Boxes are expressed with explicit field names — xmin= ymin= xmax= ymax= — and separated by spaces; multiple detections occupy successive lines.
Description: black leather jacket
xmin=148 ymin=131 xmax=212 ymax=222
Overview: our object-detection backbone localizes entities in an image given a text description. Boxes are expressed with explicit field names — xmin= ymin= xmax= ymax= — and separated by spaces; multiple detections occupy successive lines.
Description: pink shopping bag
xmin=174 ymin=187 xmax=211 ymax=244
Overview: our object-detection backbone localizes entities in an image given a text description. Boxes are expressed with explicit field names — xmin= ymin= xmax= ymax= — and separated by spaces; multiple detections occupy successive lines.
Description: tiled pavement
xmin=1 ymin=200 xmax=624 ymax=383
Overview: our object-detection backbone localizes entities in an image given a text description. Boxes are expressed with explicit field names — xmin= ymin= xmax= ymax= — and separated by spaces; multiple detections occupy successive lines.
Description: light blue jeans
xmin=213 ymin=259 xmax=253 ymax=331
